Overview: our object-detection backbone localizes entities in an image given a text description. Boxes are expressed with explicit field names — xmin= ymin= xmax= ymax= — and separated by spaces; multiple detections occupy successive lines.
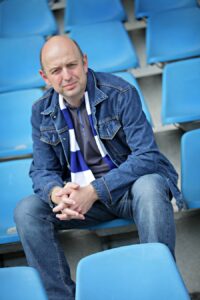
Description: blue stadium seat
xmin=0 ymin=36 xmax=45 ymax=93
xmin=64 ymin=0 xmax=127 ymax=32
xmin=69 ymin=21 xmax=139 ymax=72
xmin=0 ymin=0 xmax=58 ymax=37
xmin=114 ymin=72 xmax=153 ymax=125
xmin=76 ymin=243 xmax=190 ymax=300
xmin=146 ymin=7 xmax=200 ymax=64
xmin=181 ymin=129 xmax=200 ymax=209
xmin=162 ymin=57 xmax=200 ymax=125
xmin=0 ymin=267 xmax=48 ymax=300
xmin=134 ymin=0 xmax=197 ymax=19
xmin=0 ymin=89 xmax=43 ymax=158
xmin=0 ymin=159 xmax=32 ymax=245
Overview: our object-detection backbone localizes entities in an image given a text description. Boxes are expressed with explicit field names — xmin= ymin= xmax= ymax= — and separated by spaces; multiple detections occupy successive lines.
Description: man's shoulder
xmin=32 ymin=87 xmax=54 ymax=110
xmin=93 ymin=70 xmax=132 ymax=92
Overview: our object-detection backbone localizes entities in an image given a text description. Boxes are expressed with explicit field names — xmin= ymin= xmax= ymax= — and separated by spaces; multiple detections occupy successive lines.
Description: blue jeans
xmin=14 ymin=173 xmax=175 ymax=300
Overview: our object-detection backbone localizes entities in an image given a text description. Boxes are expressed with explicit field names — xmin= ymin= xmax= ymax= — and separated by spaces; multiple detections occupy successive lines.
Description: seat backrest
xmin=181 ymin=129 xmax=200 ymax=209
xmin=0 ymin=0 xmax=58 ymax=37
xmin=0 ymin=266 xmax=48 ymax=300
xmin=162 ymin=57 xmax=200 ymax=125
xmin=69 ymin=21 xmax=139 ymax=72
xmin=64 ymin=0 xmax=126 ymax=32
xmin=76 ymin=243 xmax=190 ymax=300
xmin=146 ymin=7 xmax=200 ymax=64
xmin=0 ymin=89 xmax=43 ymax=158
xmin=0 ymin=159 xmax=33 ymax=228
xmin=0 ymin=36 xmax=45 ymax=93
xmin=134 ymin=0 xmax=197 ymax=19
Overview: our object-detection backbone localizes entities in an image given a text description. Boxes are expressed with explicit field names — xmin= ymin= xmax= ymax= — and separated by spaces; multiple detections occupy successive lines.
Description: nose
xmin=62 ymin=68 xmax=71 ymax=81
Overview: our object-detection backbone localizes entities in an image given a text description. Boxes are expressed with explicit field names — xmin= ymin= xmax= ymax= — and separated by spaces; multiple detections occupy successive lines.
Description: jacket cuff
xmin=91 ymin=177 xmax=112 ymax=206
xmin=43 ymin=181 xmax=63 ymax=207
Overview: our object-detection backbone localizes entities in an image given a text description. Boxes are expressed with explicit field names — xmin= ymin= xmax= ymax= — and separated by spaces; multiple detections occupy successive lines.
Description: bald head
xmin=40 ymin=35 xmax=84 ymax=71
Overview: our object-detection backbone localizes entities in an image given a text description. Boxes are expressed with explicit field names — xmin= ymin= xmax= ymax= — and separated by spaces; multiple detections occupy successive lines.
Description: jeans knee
xmin=14 ymin=195 xmax=42 ymax=228
xmin=132 ymin=174 xmax=169 ymax=203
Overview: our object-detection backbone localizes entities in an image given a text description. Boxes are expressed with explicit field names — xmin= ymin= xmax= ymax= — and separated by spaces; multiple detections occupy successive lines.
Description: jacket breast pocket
xmin=98 ymin=119 xmax=130 ymax=158
xmin=40 ymin=127 xmax=61 ymax=146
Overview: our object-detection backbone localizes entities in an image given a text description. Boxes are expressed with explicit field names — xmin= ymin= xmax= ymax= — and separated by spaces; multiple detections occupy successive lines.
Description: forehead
xmin=42 ymin=40 xmax=81 ymax=70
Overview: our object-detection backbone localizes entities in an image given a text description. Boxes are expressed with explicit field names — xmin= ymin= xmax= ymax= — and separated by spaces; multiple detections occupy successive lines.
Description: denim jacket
xmin=30 ymin=69 xmax=185 ymax=209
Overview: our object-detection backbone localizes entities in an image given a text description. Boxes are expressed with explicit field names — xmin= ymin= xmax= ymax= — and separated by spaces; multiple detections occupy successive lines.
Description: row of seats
xmin=2 ymin=54 xmax=200 ymax=159
xmin=1 ymin=0 xmax=200 ymax=67
xmin=0 ymin=243 xmax=190 ymax=300
xmin=1 ymin=127 xmax=200 ymax=246
xmin=64 ymin=0 xmax=200 ymax=65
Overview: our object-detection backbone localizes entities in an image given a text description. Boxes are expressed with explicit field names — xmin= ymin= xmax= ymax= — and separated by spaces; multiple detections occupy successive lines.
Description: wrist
xmin=87 ymin=184 xmax=98 ymax=202
xmin=51 ymin=186 xmax=63 ymax=204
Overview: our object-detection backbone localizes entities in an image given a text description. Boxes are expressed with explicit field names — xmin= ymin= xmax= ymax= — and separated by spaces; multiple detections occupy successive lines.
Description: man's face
xmin=40 ymin=40 xmax=88 ymax=106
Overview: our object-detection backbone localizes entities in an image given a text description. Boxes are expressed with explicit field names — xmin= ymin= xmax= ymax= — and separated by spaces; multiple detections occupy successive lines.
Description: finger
xmin=55 ymin=185 xmax=78 ymax=197
xmin=55 ymin=212 xmax=85 ymax=221
xmin=62 ymin=197 xmax=75 ymax=206
xmin=52 ymin=202 xmax=66 ymax=213
xmin=64 ymin=182 xmax=80 ymax=189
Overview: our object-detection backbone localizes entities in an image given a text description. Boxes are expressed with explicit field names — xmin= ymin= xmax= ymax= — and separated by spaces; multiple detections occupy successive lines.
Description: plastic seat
xmin=162 ymin=57 xmax=200 ymax=125
xmin=0 ymin=36 xmax=45 ymax=93
xmin=0 ymin=266 xmax=48 ymax=300
xmin=134 ymin=0 xmax=197 ymax=19
xmin=0 ymin=0 xmax=58 ymax=37
xmin=0 ymin=159 xmax=32 ymax=245
xmin=146 ymin=7 xmax=200 ymax=64
xmin=0 ymin=89 xmax=43 ymax=158
xmin=114 ymin=72 xmax=153 ymax=125
xmin=87 ymin=218 xmax=133 ymax=231
xmin=76 ymin=243 xmax=190 ymax=300
xmin=64 ymin=0 xmax=126 ymax=32
xmin=181 ymin=129 xmax=200 ymax=209
xmin=69 ymin=21 xmax=139 ymax=72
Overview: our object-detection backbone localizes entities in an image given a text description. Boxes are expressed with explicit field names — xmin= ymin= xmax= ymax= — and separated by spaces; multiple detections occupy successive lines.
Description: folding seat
xmin=0 ymin=267 xmax=48 ymax=300
xmin=0 ymin=0 xmax=58 ymax=37
xmin=134 ymin=0 xmax=197 ymax=19
xmin=114 ymin=72 xmax=153 ymax=125
xmin=0 ymin=89 xmax=43 ymax=158
xmin=64 ymin=0 xmax=126 ymax=32
xmin=181 ymin=129 xmax=200 ymax=209
xmin=76 ymin=243 xmax=190 ymax=300
xmin=0 ymin=36 xmax=45 ymax=93
xmin=69 ymin=21 xmax=139 ymax=72
xmin=162 ymin=57 xmax=200 ymax=125
xmin=146 ymin=7 xmax=200 ymax=64
xmin=0 ymin=159 xmax=32 ymax=245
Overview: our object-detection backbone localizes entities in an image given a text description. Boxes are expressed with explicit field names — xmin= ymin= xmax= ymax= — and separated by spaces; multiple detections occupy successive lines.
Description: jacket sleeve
xmin=29 ymin=104 xmax=64 ymax=205
xmin=91 ymin=86 xmax=162 ymax=206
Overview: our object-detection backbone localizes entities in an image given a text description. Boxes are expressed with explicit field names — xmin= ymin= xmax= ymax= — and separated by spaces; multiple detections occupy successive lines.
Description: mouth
xmin=62 ymin=82 xmax=77 ymax=90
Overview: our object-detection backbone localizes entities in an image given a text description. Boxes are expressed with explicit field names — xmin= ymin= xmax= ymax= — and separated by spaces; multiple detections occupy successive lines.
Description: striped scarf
xmin=59 ymin=91 xmax=116 ymax=186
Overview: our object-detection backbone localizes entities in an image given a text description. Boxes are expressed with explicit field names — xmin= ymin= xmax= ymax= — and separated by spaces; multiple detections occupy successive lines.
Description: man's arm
xmin=91 ymin=86 xmax=160 ymax=206
xmin=30 ymin=103 xmax=65 ymax=205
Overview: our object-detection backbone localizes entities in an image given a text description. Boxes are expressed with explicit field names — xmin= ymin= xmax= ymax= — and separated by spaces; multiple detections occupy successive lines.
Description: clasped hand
xmin=52 ymin=182 xmax=98 ymax=221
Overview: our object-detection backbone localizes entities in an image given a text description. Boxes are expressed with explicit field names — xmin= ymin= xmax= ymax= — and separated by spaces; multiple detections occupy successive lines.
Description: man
xmin=15 ymin=35 xmax=185 ymax=300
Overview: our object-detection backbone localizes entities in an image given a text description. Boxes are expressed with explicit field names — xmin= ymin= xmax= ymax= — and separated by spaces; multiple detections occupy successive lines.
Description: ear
xmin=39 ymin=69 xmax=51 ymax=86
xmin=83 ymin=54 xmax=88 ymax=73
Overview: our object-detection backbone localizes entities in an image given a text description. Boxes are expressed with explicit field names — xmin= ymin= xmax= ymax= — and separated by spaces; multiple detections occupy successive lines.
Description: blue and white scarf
xmin=59 ymin=91 xmax=116 ymax=186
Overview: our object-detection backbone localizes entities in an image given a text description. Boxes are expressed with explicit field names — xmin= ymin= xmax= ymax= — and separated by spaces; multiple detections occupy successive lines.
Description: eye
xmin=68 ymin=63 xmax=77 ymax=68
xmin=51 ymin=68 xmax=60 ymax=75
